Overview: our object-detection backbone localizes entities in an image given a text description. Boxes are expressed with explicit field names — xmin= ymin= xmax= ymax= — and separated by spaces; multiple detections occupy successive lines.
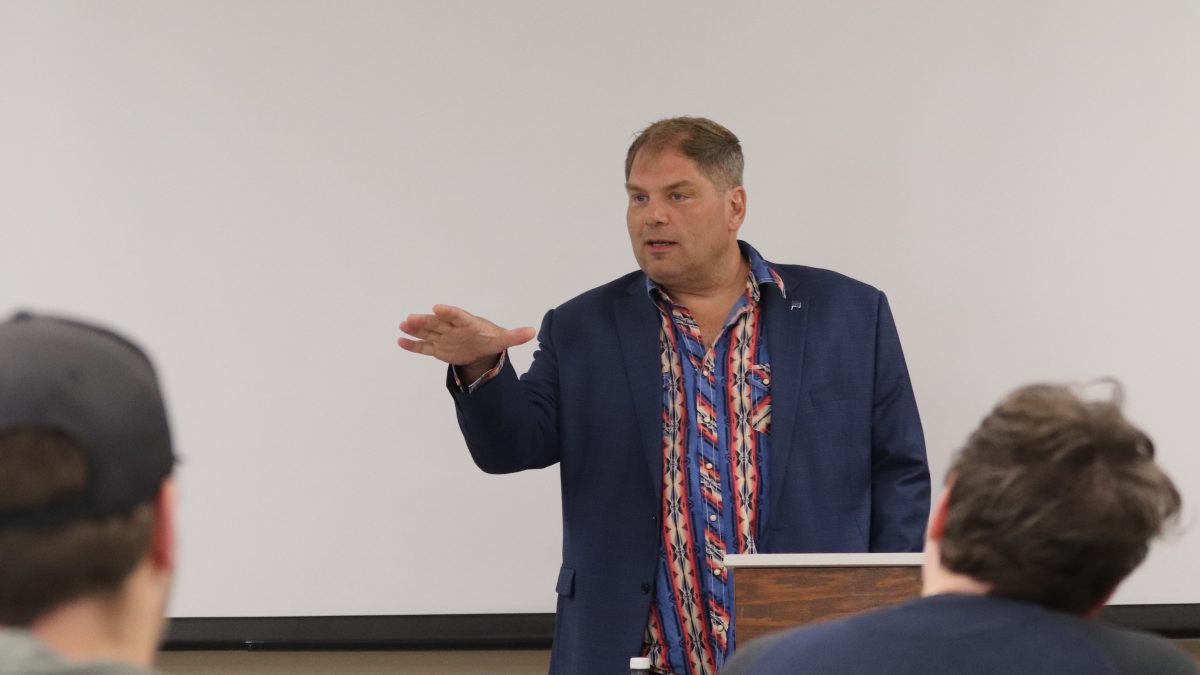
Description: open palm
xmin=398 ymin=304 xmax=535 ymax=368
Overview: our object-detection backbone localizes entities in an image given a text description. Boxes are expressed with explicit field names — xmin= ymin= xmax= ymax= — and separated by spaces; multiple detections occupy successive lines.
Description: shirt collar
xmin=644 ymin=240 xmax=787 ymax=302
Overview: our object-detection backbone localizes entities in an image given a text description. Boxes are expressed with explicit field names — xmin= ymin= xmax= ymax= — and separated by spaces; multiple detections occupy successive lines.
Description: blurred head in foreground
xmin=924 ymin=381 xmax=1180 ymax=613
xmin=0 ymin=312 xmax=176 ymax=672
xmin=721 ymin=382 xmax=1193 ymax=675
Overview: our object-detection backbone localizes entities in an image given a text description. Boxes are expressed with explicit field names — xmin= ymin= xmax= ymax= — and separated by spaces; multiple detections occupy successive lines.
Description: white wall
xmin=1 ymin=0 xmax=1197 ymax=618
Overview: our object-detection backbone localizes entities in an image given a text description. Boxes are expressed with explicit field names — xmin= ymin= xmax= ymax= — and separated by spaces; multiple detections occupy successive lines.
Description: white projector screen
xmin=1 ymin=1 xmax=1196 ymax=619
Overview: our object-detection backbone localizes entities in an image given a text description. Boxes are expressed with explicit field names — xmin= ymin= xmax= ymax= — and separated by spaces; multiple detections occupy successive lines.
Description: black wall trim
xmin=164 ymin=604 xmax=1200 ymax=651
xmin=164 ymin=613 xmax=555 ymax=651
xmin=1100 ymin=604 xmax=1200 ymax=639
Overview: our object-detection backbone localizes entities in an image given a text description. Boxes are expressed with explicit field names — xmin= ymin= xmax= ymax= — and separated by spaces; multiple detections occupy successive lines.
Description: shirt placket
xmin=684 ymin=295 xmax=758 ymax=663
xmin=696 ymin=346 xmax=731 ymax=653
xmin=649 ymin=276 xmax=766 ymax=675
xmin=665 ymin=306 xmax=718 ymax=675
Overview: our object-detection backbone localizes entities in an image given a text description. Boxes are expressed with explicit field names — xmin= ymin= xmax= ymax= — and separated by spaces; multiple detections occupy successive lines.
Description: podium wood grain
xmin=733 ymin=566 xmax=922 ymax=645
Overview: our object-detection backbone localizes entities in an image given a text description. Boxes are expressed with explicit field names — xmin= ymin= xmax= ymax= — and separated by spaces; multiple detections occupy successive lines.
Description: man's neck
xmin=921 ymin=540 xmax=992 ymax=598
xmin=30 ymin=583 xmax=160 ymax=669
xmin=921 ymin=570 xmax=992 ymax=598
xmin=659 ymin=249 xmax=750 ymax=307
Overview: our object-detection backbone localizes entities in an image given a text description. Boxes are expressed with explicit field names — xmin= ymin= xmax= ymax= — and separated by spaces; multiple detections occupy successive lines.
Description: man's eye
xmin=631 ymin=194 xmax=648 ymax=204
xmin=670 ymin=193 xmax=688 ymax=201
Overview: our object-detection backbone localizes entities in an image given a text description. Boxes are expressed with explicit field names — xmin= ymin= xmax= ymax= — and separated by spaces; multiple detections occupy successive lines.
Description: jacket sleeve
xmin=869 ymin=293 xmax=931 ymax=551
xmin=446 ymin=309 xmax=561 ymax=474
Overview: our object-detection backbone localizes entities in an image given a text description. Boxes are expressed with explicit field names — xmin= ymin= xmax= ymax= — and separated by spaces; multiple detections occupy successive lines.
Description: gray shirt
xmin=0 ymin=630 xmax=160 ymax=675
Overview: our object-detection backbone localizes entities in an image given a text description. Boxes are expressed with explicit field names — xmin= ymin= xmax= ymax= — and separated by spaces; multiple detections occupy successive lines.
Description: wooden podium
xmin=726 ymin=553 xmax=924 ymax=646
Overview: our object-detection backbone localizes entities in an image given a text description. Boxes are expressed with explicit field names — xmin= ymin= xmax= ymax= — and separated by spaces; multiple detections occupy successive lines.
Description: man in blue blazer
xmin=721 ymin=382 xmax=1195 ymax=675
xmin=399 ymin=117 xmax=930 ymax=675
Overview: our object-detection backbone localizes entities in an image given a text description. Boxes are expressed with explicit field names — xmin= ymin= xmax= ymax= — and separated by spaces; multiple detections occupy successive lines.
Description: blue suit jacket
xmin=448 ymin=261 xmax=930 ymax=675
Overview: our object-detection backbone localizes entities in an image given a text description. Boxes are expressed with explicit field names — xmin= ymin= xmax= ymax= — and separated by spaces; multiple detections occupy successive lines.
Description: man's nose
xmin=645 ymin=198 xmax=668 ymax=226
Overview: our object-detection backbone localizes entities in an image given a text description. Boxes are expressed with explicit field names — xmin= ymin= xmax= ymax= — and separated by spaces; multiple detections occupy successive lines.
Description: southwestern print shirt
xmin=642 ymin=242 xmax=783 ymax=675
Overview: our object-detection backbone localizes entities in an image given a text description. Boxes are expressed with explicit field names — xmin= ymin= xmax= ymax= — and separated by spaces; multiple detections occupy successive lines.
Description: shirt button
xmin=708 ymin=514 xmax=717 ymax=522
xmin=763 ymin=378 xmax=771 ymax=385
xmin=713 ymin=568 xmax=723 ymax=577
xmin=705 ymin=462 xmax=713 ymax=470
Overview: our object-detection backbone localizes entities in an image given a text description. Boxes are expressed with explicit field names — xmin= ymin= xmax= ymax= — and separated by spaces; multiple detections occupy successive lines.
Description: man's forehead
xmin=625 ymin=177 xmax=702 ymax=192
xmin=627 ymin=148 xmax=709 ymax=188
xmin=630 ymin=145 xmax=695 ymax=171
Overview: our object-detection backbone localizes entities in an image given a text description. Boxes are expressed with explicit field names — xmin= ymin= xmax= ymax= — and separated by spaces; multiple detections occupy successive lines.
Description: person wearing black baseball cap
xmin=0 ymin=312 xmax=177 ymax=675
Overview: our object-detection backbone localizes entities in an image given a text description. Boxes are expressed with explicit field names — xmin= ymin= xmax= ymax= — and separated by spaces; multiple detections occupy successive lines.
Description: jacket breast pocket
xmin=555 ymin=566 xmax=575 ymax=598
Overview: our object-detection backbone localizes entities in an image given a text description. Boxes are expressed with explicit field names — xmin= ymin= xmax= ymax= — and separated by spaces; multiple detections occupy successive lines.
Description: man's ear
xmin=150 ymin=477 xmax=176 ymax=571
xmin=927 ymin=481 xmax=953 ymax=543
xmin=727 ymin=186 xmax=747 ymax=231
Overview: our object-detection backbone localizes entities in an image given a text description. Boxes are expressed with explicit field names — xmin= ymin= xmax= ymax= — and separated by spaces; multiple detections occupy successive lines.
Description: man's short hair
xmin=940 ymin=382 xmax=1181 ymax=614
xmin=625 ymin=117 xmax=744 ymax=190
xmin=0 ymin=430 xmax=156 ymax=625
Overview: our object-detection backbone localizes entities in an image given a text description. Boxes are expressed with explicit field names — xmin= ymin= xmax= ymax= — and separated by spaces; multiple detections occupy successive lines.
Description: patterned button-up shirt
xmin=643 ymin=242 xmax=784 ymax=675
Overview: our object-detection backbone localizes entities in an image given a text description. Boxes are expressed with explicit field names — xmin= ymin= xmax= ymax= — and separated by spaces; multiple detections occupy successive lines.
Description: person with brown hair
xmin=722 ymin=382 xmax=1196 ymax=675
xmin=398 ymin=117 xmax=930 ymax=674
xmin=0 ymin=313 xmax=177 ymax=675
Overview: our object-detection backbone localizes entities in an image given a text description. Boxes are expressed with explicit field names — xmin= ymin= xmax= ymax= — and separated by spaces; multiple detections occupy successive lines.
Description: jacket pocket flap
xmin=555 ymin=566 xmax=575 ymax=597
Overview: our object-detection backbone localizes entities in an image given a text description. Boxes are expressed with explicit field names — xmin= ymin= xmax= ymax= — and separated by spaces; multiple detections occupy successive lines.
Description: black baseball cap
xmin=0 ymin=312 xmax=176 ymax=529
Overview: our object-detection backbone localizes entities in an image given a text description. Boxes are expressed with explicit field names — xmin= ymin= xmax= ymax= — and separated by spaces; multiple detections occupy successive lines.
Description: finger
xmin=398 ymin=314 xmax=451 ymax=336
xmin=432 ymin=304 xmax=473 ymax=327
xmin=397 ymin=337 xmax=437 ymax=356
xmin=399 ymin=324 xmax=441 ymax=341
xmin=499 ymin=326 xmax=536 ymax=348
xmin=402 ymin=314 xmax=445 ymax=332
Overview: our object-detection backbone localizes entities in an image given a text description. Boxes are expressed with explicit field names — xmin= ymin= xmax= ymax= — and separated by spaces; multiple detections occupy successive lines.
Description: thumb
xmin=501 ymin=326 xmax=536 ymax=348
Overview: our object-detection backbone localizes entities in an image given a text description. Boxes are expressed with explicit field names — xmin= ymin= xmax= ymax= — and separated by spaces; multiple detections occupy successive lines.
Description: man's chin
xmin=636 ymin=255 xmax=690 ymax=289
xmin=643 ymin=266 xmax=678 ymax=286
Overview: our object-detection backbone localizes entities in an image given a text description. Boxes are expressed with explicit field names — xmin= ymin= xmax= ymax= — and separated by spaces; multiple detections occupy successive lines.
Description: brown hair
xmin=940 ymin=383 xmax=1181 ymax=614
xmin=0 ymin=430 xmax=155 ymax=626
xmin=625 ymin=117 xmax=744 ymax=190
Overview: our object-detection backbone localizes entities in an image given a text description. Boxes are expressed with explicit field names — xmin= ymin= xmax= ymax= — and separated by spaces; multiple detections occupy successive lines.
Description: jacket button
xmin=641 ymin=582 xmax=652 ymax=595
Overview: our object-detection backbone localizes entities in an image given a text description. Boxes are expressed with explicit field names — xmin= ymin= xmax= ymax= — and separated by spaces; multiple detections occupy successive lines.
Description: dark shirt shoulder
xmin=554 ymin=270 xmax=644 ymax=314
xmin=769 ymin=262 xmax=878 ymax=294
xmin=554 ymin=261 xmax=883 ymax=314
xmin=770 ymin=261 xmax=883 ymax=300
xmin=1073 ymin=618 xmax=1199 ymax=675
xmin=545 ymin=258 xmax=889 ymax=339
xmin=721 ymin=595 xmax=1199 ymax=675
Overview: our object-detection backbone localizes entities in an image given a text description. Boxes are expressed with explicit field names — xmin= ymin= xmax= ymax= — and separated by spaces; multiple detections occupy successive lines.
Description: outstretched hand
xmin=398 ymin=304 xmax=535 ymax=373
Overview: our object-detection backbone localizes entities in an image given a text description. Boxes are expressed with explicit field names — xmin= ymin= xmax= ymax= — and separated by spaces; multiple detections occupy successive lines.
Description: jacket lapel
xmin=762 ymin=266 xmax=809 ymax=530
xmin=614 ymin=276 xmax=665 ymax=493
